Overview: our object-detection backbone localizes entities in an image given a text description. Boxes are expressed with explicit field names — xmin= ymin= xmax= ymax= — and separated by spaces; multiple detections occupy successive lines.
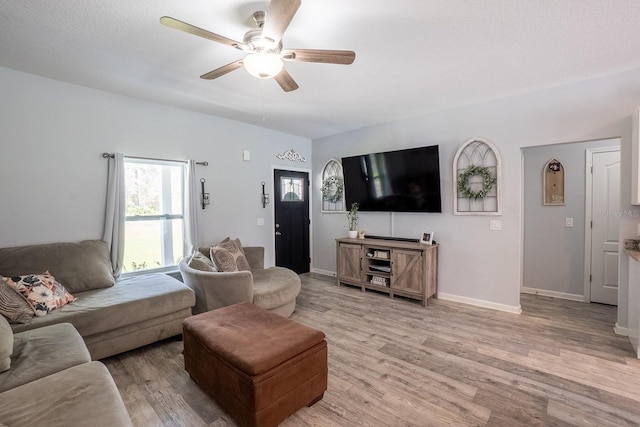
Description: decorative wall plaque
xmin=321 ymin=158 xmax=344 ymax=212
xmin=276 ymin=149 xmax=307 ymax=162
xmin=543 ymin=158 xmax=565 ymax=205
xmin=453 ymin=137 xmax=502 ymax=215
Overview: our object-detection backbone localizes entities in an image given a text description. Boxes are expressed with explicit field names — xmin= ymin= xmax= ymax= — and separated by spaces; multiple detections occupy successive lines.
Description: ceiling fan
xmin=160 ymin=0 xmax=356 ymax=92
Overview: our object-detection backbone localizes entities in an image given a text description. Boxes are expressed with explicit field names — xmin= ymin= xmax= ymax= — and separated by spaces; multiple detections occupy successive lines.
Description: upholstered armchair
xmin=178 ymin=246 xmax=301 ymax=317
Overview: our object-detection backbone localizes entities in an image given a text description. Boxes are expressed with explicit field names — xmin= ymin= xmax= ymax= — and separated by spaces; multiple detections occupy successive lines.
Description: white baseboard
xmin=521 ymin=286 xmax=585 ymax=302
xmin=437 ymin=292 xmax=522 ymax=314
xmin=308 ymin=271 xmax=521 ymax=313
xmin=615 ymin=323 xmax=629 ymax=336
xmin=311 ymin=268 xmax=336 ymax=277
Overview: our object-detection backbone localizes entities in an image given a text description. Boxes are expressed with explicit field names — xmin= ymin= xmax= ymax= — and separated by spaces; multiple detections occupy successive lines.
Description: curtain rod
xmin=102 ymin=152 xmax=208 ymax=166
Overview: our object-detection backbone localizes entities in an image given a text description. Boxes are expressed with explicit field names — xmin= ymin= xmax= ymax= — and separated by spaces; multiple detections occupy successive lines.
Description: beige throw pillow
xmin=234 ymin=238 xmax=247 ymax=257
xmin=188 ymin=251 xmax=216 ymax=272
xmin=210 ymin=240 xmax=251 ymax=272
xmin=0 ymin=280 xmax=35 ymax=323
xmin=0 ymin=314 xmax=12 ymax=372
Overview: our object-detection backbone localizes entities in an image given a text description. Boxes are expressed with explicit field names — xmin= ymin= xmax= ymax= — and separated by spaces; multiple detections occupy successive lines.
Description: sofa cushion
xmin=242 ymin=246 xmax=264 ymax=270
xmin=0 ymin=281 xmax=35 ymax=323
xmin=211 ymin=240 xmax=251 ymax=272
xmin=0 ymin=323 xmax=91 ymax=392
xmin=252 ymin=267 xmax=301 ymax=311
xmin=0 ymin=240 xmax=114 ymax=294
xmin=9 ymin=273 xmax=195 ymax=338
xmin=2 ymin=272 xmax=76 ymax=316
xmin=0 ymin=361 xmax=133 ymax=426
xmin=0 ymin=315 xmax=12 ymax=372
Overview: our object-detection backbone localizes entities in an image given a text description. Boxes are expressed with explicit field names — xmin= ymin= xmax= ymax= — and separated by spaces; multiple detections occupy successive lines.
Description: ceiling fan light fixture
xmin=243 ymin=52 xmax=283 ymax=79
xmin=161 ymin=0 xmax=354 ymax=92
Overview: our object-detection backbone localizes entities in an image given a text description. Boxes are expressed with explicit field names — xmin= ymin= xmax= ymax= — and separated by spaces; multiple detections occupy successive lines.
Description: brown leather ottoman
xmin=182 ymin=302 xmax=327 ymax=427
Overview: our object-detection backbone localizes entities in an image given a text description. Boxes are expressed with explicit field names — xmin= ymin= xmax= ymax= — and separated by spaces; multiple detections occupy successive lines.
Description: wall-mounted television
xmin=342 ymin=145 xmax=442 ymax=213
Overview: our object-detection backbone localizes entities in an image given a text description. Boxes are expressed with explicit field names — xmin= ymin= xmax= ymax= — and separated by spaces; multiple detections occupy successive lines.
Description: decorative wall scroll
xmin=453 ymin=137 xmax=502 ymax=215
xmin=543 ymin=158 xmax=565 ymax=205
xmin=276 ymin=149 xmax=307 ymax=162
xmin=321 ymin=158 xmax=345 ymax=212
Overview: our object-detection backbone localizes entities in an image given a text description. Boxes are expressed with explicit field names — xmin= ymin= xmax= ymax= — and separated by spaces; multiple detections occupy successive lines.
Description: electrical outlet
xmin=565 ymin=218 xmax=574 ymax=228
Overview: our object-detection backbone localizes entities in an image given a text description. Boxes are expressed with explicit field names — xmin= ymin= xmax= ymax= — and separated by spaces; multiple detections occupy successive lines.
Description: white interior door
xmin=590 ymin=149 xmax=620 ymax=305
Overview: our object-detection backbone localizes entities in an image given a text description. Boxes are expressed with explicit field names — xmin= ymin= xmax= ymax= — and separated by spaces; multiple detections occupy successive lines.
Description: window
xmin=123 ymin=158 xmax=185 ymax=273
xmin=281 ymin=177 xmax=304 ymax=202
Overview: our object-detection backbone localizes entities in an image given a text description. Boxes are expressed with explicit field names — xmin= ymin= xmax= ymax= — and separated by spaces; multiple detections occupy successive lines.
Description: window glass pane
xmin=123 ymin=219 xmax=184 ymax=272
xmin=125 ymin=161 xmax=184 ymax=216
xmin=123 ymin=158 xmax=185 ymax=273
xmin=281 ymin=177 xmax=304 ymax=202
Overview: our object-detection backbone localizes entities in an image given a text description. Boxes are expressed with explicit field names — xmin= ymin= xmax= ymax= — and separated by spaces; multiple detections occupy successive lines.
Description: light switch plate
xmin=243 ymin=150 xmax=251 ymax=161
xmin=257 ymin=217 xmax=264 ymax=226
xmin=490 ymin=220 xmax=502 ymax=231
xmin=565 ymin=218 xmax=574 ymax=228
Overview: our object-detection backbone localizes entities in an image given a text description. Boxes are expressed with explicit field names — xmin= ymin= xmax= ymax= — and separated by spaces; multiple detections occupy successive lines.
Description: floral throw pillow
xmin=2 ymin=272 xmax=77 ymax=316
xmin=210 ymin=240 xmax=251 ymax=272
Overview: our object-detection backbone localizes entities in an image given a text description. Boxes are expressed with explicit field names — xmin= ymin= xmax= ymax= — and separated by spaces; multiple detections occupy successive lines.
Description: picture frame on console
xmin=420 ymin=231 xmax=434 ymax=245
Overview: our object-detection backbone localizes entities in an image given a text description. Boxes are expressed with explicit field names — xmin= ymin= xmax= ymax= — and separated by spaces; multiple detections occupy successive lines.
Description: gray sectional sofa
xmin=0 ymin=239 xmax=197 ymax=426
xmin=0 ymin=239 xmax=195 ymax=360
xmin=0 ymin=321 xmax=133 ymax=426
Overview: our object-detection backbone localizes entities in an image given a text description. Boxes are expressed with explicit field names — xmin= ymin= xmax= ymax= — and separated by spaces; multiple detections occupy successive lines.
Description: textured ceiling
xmin=2 ymin=0 xmax=640 ymax=139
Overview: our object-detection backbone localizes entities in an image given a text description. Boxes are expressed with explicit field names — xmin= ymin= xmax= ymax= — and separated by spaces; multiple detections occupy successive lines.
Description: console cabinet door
xmin=391 ymin=249 xmax=424 ymax=294
xmin=338 ymin=243 xmax=362 ymax=283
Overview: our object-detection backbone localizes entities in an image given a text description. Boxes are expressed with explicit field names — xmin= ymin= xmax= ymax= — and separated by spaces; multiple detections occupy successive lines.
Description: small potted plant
xmin=347 ymin=202 xmax=359 ymax=238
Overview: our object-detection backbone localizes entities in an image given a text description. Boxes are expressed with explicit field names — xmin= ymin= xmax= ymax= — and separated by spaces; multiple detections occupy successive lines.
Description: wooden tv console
xmin=336 ymin=237 xmax=438 ymax=306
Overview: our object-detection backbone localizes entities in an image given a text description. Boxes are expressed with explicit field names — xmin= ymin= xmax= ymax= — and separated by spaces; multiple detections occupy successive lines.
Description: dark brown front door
xmin=274 ymin=169 xmax=310 ymax=274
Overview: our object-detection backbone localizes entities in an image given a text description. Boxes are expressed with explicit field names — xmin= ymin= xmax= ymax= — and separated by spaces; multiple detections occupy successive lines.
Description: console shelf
xmin=336 ymin=238 xmax=438 ymax=306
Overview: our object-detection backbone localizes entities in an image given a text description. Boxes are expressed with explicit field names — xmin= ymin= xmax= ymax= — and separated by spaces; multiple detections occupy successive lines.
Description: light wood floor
xmin=103 ymin=273 xmax=640 ymax=426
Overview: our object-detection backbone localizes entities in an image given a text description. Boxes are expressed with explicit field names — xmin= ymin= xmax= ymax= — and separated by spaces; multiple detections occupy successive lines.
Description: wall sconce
xmin=201 ymin=178 xmax=210 ymax=209
xmin=261 ymin=181 xmax=270 ymax=208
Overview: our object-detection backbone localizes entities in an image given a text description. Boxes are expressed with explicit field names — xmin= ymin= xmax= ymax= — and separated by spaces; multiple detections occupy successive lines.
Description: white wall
xmin=4 ymin=64 xmax=640 ymax=329
xmin=313 ymin=67 xmax=640 ymax=321
xmin=522 ymin=139 xmax=620 ymax=299
xmin=0 ymin=67 xmax=311 ymax=265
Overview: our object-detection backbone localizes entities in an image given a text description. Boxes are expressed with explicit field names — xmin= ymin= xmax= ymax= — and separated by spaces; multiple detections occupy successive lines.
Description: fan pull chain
xmin=260 ymin=80 xmax=266 ymax=123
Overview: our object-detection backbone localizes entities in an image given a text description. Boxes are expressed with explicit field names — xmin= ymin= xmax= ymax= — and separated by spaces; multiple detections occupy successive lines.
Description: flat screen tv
xmin=342 ymin=145 xmax=442 ymax=213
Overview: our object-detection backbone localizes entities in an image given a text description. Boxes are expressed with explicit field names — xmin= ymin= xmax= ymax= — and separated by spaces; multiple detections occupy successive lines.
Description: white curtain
xmin=183 ymin=160 xmax=200 ymax=255
xmin=103 ymin=153 xmax=125 ymax=278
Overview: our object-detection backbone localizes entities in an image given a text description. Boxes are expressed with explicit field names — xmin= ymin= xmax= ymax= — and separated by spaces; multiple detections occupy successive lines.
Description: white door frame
xmin=583 ymin=144 xmax=621 ymax=302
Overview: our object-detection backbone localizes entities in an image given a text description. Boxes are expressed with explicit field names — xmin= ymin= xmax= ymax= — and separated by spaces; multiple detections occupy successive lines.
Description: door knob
xmin=275 ymin=231 xmax=282 ymax=236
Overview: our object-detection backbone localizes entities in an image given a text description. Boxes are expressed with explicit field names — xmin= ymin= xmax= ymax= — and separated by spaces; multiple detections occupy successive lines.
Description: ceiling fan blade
xmin=274 ymin=68 xmax=299 ymax=92
xmin=200 ymin=60 xmax=244 ymax=80
xmin=261 ymin=0 xmax=301 ymax=43
xmin=282 ymin=49 xmax=356 ymax=65
xmin=160 ymin=16 xmax=245 ymax=50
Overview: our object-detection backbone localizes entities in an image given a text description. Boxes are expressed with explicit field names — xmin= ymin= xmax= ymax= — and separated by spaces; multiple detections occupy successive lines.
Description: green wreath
xmin=322 ymin=176 xmax=344 ymax=203
xmin=457 ymin=165 xmax=496 ymax=200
